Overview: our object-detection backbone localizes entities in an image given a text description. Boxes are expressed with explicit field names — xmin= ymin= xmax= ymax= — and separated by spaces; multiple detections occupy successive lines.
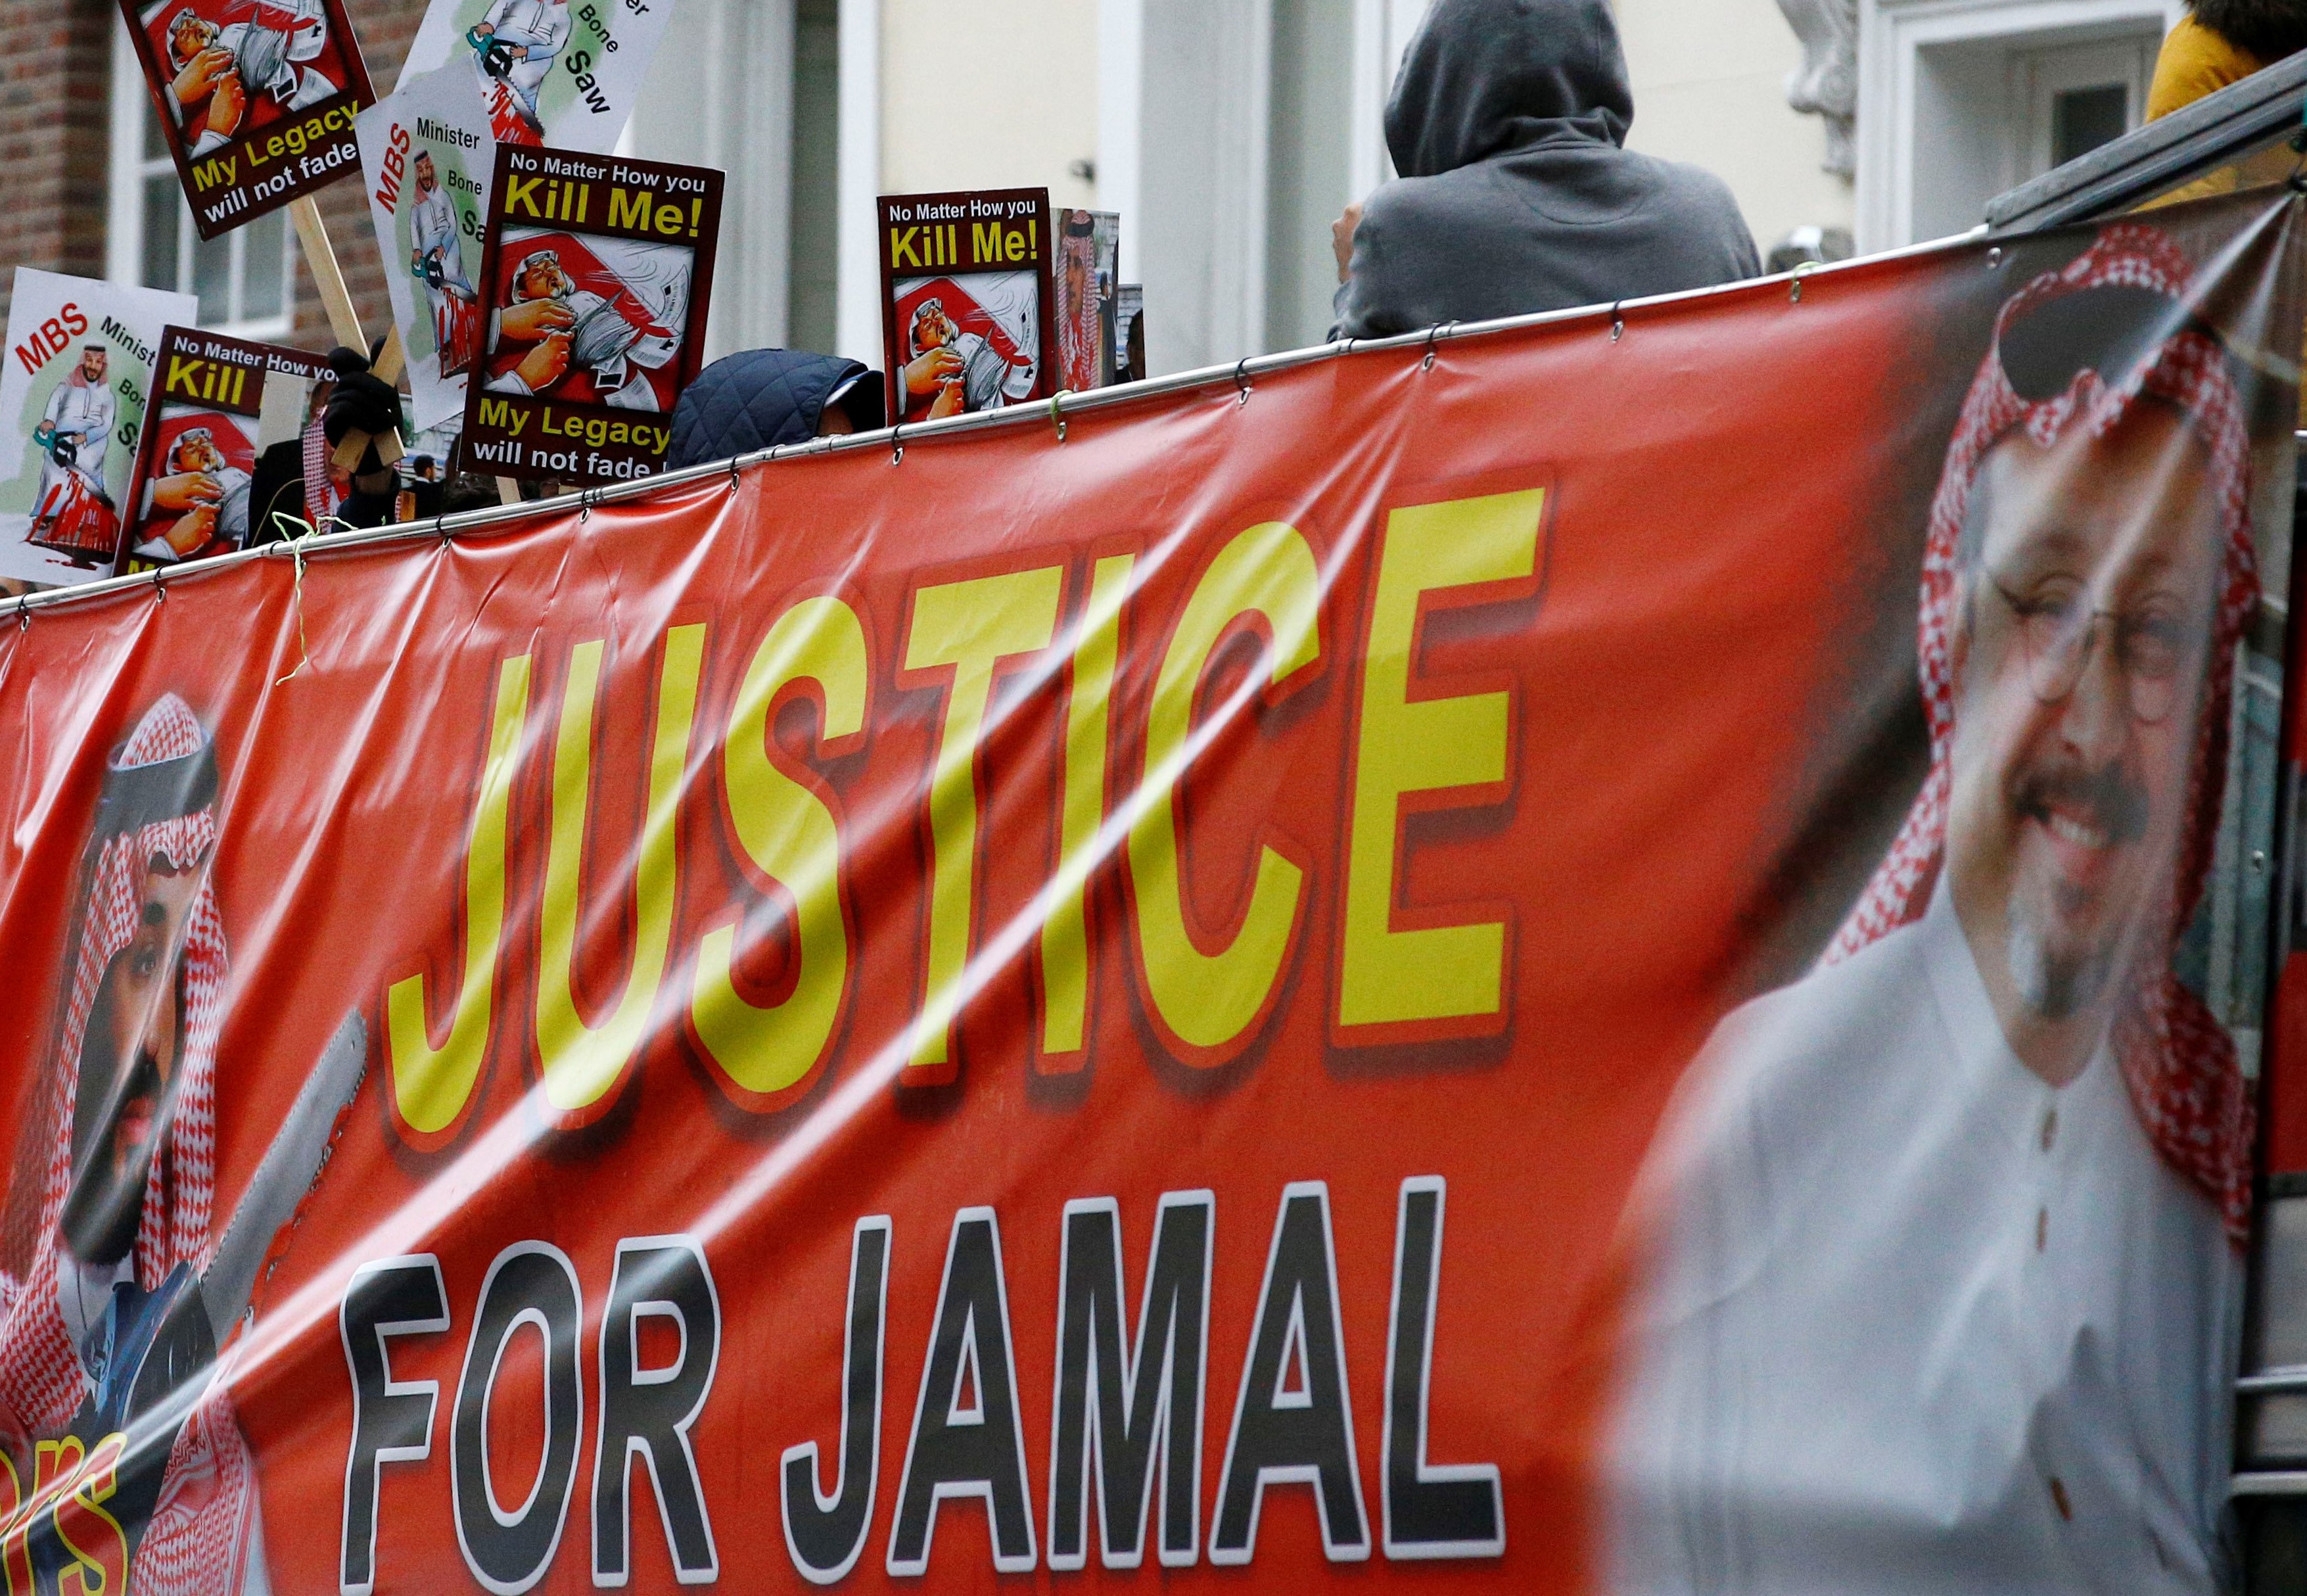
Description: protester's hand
xmin=498 ymin=298 xmax=575 ymax=340
xmin=173 ymin=45 xmax=235 ymax=105
xmin=515 ymin=332 xmax=570 ymax=392
xmin=904 ymin=346 xmax=963 ymax=396
xmin=1332 ymin=202 xmax=1363 ymax=284
xmin=507 ymin=43 xmax=528 ymax=59
xmin=151 ymin=471 xmax=223 ymax=512
xmin=927 ymin=378 xmax=965 ymax=419
xmin=164 ymin=505 xmax=217 ymax=555
xmin=208 ymin=68 xmax=246 ymax=137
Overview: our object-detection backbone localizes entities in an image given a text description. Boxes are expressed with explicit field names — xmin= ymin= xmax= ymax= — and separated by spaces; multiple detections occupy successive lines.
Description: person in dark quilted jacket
xmin=666 ymin=349 xmax=887 ymax=470
xmin=1330 ymin=0 xmax=1758 ymax=338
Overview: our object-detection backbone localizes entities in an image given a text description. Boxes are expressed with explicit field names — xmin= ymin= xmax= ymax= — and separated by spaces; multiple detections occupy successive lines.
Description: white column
xmin=627 ymin=0 xmax=796 ymax=358
xmin=724 ymin=0 xmax=798 ymax=355
xmin=836 ymin=0 xmax=883 ymax=367
xmin=1132 ymin=0 xmax=1270 ymax=373
xmin=1348 ymin=0 xmax=1425 ymax=199
xmin=1097 ymin=0 xmax=1144 ymax=283
xmin=106 ymin=20 xmax=149 ymax=287
xmin=1349 ymin=0 xmax=1390 ymax=202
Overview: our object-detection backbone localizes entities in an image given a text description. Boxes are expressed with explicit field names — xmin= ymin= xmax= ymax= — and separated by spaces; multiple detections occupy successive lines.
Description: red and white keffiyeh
xmin=1825 ymin=224 xmax=2260 ymax=1243
xmin=299 ymin=413 xmax=342 ymax=534
xmin=0 ymin=694 xmax=258 ymax=1591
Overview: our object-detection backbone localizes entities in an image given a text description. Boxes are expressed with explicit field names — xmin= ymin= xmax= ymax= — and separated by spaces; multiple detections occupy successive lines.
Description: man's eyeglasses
xmin=1983 ymin=573 xmax=2194 ymax=724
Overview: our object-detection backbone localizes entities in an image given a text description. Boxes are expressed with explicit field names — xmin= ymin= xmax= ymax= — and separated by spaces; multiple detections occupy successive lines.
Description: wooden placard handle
xmin=292 ymin=195 xmax=408 ymax=473
xmin=290 ymin=195 xmax=364 ymax=352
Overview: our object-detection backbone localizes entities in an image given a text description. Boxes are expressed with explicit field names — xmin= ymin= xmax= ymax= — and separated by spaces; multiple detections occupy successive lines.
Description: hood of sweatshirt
xmin=1385 ymin=0 xmax=1636 ymax=178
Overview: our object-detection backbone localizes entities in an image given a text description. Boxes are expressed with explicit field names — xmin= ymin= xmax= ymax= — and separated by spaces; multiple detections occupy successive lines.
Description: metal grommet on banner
xmin=435 ymin=514 xmax=452 ymax=547
xmin=151 ymin=569 xmax=166 ymax=603
xmin=1789 ymin=262 xmax=1816 ymax=304
xmin=891 ymin=423 xmax=904 ymax=465
xmin=1052 ymin=389 xmax=1069 ymax=442
xmin=14 ymin=599 xmax=26 ymax=633
xmin=578 ymin=487 xmax=594 ymax=524
xmin=1234 ymin=359 xmax=1252 ymax=406
xmin=1609 ymin=304 xmax=1625 ymax=342
xmin=728 ymin=456 xmax=743 ymax=493
xmin=1987 ymin=246 xmax=2005 ymax=270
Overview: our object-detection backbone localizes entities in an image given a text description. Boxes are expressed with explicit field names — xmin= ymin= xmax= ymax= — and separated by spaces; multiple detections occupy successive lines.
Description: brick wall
xmin=0 ymin=0 xmax=426 ymax=353
xmin=0 ymin=0 xmax=111 ymax=326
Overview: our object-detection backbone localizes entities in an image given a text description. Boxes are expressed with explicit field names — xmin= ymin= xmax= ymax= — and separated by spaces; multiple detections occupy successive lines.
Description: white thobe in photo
xmin=1612 ymin=878 xmax=2235 ymax=1595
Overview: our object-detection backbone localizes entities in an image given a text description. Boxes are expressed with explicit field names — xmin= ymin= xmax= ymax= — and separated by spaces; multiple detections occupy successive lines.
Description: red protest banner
xmin=0 ymin=191 xmax=2292 ymax=1593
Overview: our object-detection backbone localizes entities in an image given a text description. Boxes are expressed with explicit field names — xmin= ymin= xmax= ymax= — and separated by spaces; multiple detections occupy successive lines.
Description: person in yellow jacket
xmin=2138 ymin=4 xmax=2306 ymax=213
xmin=2143 ymin=4 xmax=2307 ymax=418
xmin=2148 ymin=2 xmax=2307 ymax=120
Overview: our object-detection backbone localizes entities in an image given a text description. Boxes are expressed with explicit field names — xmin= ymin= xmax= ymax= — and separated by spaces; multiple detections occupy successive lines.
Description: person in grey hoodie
xmin=1331 ymin=0 xmax=1761 ymax=339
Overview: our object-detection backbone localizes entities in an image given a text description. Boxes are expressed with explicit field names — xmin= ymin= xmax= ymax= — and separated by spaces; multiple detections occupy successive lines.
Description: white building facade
xmin=99 ymin=0 xmax=2185 ymax=370
xmin=632 ymin=0 xmax=2181 ymax=372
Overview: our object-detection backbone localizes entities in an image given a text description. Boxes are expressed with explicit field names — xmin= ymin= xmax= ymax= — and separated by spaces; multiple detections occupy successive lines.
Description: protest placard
xmin=118 ymin=326 xmax=331 ymax=571
xmin=1115 ymin=282 xmax=1146 ymax=381
xmin=461 ymin=145 xmax=722 ymax=485
xmin=357 ymin=67 xmax=498 ymax=434
xmin=878 ymin=187 xmax=1056 ymax=425
xmin=0 ymin=270 xmax=196 ymax=586
xmin=398 ymin=0 xmax=672 ymax=153
xmin=1052 ymin=208 xmax=1118 ymax=392
xmin=116 ymin=0 xmax=375 ymax=240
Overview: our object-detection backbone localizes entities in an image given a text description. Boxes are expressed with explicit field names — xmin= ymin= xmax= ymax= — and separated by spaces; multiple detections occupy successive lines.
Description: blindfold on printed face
xmin=1995 ymin=283 xmax=2227 ymax=404
xmin=57 ymin=735 xmax=218 ymax=1267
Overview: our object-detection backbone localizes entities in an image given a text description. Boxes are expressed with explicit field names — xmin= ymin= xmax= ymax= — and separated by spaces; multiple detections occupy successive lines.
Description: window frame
xmin=1856 ymin=0 xmax=2183 ymax=252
